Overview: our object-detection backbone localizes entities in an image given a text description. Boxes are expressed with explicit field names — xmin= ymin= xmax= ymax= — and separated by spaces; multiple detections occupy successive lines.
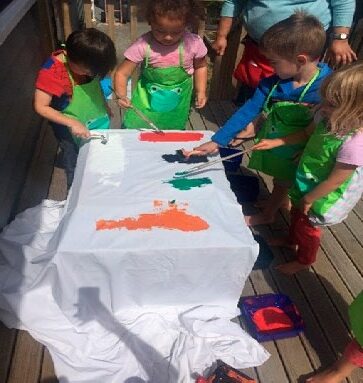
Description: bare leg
xmin=306 ymin=356 xmax=359 ymax=383
xmin=275 ymin=260 xmax=310 ymax=275
xmin=245 ymin=183 xmax=289 ymax=226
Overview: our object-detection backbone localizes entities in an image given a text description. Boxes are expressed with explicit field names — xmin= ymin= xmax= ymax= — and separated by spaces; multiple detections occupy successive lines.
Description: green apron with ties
xmin=248 ymin=70 xmax=320 ymax=181
xmin=349 ymin=291 xmax=363 ymax=348
xmin=123 ymin=40 xmax=193 ymax=130
xmin=62 ymin=60 xmax=110 ymax=144
xmin=289 ymin=121 xmax=352 ymax=216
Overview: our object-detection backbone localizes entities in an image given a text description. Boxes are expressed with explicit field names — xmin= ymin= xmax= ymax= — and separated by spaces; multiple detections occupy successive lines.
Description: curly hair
xmin=145 ymin=0 xmax=205 ymax=26
xmin=320 ymin=62 xmax=363 ymax=136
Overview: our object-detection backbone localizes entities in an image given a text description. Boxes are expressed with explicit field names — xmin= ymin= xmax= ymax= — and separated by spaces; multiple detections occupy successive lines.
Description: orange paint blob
xmin=139 ymin=132 xmax=204 ymax=142
xmin=96 ymin=201 xmax=209 ymax=232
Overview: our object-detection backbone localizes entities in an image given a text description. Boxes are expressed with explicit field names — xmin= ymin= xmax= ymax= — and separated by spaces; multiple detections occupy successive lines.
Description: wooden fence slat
xmin=83 ymin=0 xmax=93 ymax=28
xmin=60 ymin=0 xmax=72 ymax=38
xmin=106 ymin=0 xmax=116 ymax=42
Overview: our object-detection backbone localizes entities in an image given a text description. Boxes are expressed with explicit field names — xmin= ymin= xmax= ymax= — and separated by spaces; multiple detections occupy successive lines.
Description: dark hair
xmin=260 ymin=11 xmax=326 ymax=61
xmin=65 ymin=28 xmax=116 ymax=78
xmin=145 ymin=0 xmax=205 ymax=26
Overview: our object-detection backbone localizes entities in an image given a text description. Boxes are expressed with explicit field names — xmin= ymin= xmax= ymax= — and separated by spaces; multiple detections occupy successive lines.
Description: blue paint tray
xmin=238 ymin=293 xmax=304 ymax=342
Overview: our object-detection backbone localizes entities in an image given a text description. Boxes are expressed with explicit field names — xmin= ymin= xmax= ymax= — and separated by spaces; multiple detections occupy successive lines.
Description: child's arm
xmin=114 ymin=59 xmax=137 ymax=108
xmin=301 ymin=162 xmax=357 ymax=214
xmin=34 ymin=89 xmax=90 ymax=139
xmin=193 ymin=57 xmax=208 ymax=109
xmin=252 ymin=121 xmax=316 ymax=151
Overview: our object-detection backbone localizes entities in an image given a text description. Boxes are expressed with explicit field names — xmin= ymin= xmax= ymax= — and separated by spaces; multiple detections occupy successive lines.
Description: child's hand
xmin=117 ymin=96 xmax=132 ymax=109
xmin=68 ymin=120 xmax=90 ymax=139
xmin=182 ymin=141 xmax=219 ymax=158
xmin=300 ymin=196 xmax=313 ymax=215
xmin=252 ymin=138 xmax=284 ymax=151
xmin=195 ymin=93 xmax=207 ymax=109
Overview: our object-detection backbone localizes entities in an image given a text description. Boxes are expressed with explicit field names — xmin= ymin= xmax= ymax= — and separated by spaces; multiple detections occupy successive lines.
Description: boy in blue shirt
xmin=183 ymin=12 xmax=332 ymax=225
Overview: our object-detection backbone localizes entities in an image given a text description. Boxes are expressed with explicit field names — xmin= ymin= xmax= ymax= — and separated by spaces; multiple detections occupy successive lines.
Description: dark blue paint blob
xmin=162 ymin=150 xmax=208 ymax=164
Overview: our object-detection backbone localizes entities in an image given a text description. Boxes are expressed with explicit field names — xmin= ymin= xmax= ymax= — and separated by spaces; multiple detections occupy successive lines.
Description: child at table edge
xmin=34 ymin=28 xmax=116 ymax=189
xmin=114 ymin=0 xmax=208 ymax=130
xmin=253 ymin=62 xmax=363 ymax=275
xmin=183 ymin=12 xmax=331 ymax=226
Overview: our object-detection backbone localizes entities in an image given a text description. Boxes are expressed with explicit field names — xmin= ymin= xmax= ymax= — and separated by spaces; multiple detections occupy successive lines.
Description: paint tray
xmin=238 ymin=293 xmax=304 ymax=341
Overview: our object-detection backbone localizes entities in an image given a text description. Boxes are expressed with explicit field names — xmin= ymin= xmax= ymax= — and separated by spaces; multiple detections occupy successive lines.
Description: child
xmin=253 ymin=62 xmax=363 ymax=275
xmin=34 ymin=28 xmax=117 ymax=189
xmin=114 ymin=0 xmax=208 ymax=130
xmin=183 ymin=12 xmax=331 ymax=225
xmin=213 ymin=0 xmax=356 ymax=101
xmin=306 ymin=291 xmax=363 ymax=383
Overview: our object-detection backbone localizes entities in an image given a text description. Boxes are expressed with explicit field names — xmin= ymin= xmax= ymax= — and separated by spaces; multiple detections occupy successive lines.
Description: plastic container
xmin=238 ymin=293 xmax=304 ymax=342
xmin=218 ymin=147 xmax=243 ymax=172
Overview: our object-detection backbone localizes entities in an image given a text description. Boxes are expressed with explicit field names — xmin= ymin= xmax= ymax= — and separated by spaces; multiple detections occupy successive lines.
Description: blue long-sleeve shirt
xmin=212 ymin=63 xmax=332 ymax=146
xmin=221 ymin=0 xmax=355 ymax=42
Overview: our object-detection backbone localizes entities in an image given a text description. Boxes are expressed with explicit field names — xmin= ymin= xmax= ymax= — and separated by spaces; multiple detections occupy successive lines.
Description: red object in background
xmin=195 ymin=361 xmax=256 ymax=383
xmin=233 ymin=38 xmax=275 ymax=89
xmin=252 ymin=306 xmax=294 ymax=333
xmin=139 ymin=132 xmax=204 ymax=142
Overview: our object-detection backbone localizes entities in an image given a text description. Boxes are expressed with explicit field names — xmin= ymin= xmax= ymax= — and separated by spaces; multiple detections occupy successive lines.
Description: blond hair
xmin=320 ymin=62 xmax=363 ymax=136
xmin=260 ymin=11 xmax=326 ymax=61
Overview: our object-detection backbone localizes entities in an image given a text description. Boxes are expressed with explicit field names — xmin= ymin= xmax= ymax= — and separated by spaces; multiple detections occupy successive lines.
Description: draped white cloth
xmin=0 ymin=130 xmax=269 ymax=382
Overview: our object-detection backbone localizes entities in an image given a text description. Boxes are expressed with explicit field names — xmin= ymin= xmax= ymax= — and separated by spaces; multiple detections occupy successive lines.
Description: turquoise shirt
xmin=221 ymin=0 xmax=355 ymax=42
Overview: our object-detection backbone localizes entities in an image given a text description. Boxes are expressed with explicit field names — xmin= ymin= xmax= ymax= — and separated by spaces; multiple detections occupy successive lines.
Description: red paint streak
xmin=96 ymin=201 xmax=209 ymax=232
xmin=252 ymin=307 xmax=293 ymax=332
xmin=139 ymin=132 xmax=204 ymax=142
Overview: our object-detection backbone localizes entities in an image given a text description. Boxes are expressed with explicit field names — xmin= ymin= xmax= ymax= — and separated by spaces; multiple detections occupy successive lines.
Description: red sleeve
xmin=35 ymin=55 xmax=72 ymax=97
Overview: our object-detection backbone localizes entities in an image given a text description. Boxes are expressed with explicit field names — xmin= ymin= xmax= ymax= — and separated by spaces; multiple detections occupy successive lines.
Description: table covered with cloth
xmin=0 ymin=130 xmax=269 ymax=382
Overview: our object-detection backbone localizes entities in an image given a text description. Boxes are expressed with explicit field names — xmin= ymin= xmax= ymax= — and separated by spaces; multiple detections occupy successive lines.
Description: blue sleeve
xmin=330 ymin=0 xmax=355 ymax=27
xmin=220 ymin=0 xmax=243 ymax=18
xmin=211 ymin=79 xmax=271 ymax=146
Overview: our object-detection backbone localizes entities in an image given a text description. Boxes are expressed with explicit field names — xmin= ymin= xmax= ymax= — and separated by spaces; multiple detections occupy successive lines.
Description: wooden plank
xmin=16 ymin=122 xmax=58 ymax=213
xmin=60 ymin=0 xmax=72 ymax=39
xmin=37 ymin=0 xmax=56 ymax=55
xmin=106 ymin=0 xmax=116 ymax=42
xmin=0 ymin=324 xmax=16 ymax=383
xmin=83 ymin=0 xmax=93 ymax=28
xmin=188 ymin=106 xmax=207 ymax=131
xmin=6 ymin=331 xmax=43 ymax=383
xmin=39 ymin=348 xmax=57 ymax=382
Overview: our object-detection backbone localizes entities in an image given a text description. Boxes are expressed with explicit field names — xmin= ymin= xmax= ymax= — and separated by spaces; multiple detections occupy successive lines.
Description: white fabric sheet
xmin=0 ymin=130 xmax=269 ymax=382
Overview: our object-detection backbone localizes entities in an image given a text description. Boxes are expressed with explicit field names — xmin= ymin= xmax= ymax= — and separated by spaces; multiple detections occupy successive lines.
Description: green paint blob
xmin=166 ymin=177 xmax=212 ymax=190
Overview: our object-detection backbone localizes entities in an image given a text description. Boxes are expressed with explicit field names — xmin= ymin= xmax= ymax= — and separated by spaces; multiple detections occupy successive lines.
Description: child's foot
xmin=275 ymin=260 xmax=310 ymax=275
xmin=267 ymin=236 xmax=296 ymax=249
xmin=305 ymin=366 xmax=348 ymax=383
xmin=245 ymin=213 xmax=275 ymax=226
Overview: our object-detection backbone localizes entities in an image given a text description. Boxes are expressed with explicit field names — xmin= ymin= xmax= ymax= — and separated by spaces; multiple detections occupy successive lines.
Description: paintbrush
xmin=90 ymin=133 xmax=109 ymax=144
xmin=108 ymin=86 xmax=163 ymax=133
xmin=175 ymin=147 xmax=253 ymax=178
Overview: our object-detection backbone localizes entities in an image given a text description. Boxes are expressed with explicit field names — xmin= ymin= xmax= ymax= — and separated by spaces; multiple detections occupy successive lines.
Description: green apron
xmin=289 ymin=121 xmax=353 ymax=217
xmin=123 ymin=40 xmax=193 ymax=130
xmin=248 ymin=70 xmax=320 ymax=181
xmin=62 ymin=60 xmax=110 ymax=144
xmin=349 ymin=291 xmax=363 ymax=348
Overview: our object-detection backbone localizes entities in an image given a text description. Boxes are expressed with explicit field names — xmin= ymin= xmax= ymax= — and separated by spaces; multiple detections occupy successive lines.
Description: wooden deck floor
xmin=0 ymin=101 xmax=362 ymax=383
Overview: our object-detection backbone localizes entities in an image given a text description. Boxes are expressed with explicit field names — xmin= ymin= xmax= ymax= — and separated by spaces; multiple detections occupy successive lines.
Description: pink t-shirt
xmin=337 ymin=130 xmax=363 ymax=167
xmin=124 ymin=31 xmax=207 ymax=75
